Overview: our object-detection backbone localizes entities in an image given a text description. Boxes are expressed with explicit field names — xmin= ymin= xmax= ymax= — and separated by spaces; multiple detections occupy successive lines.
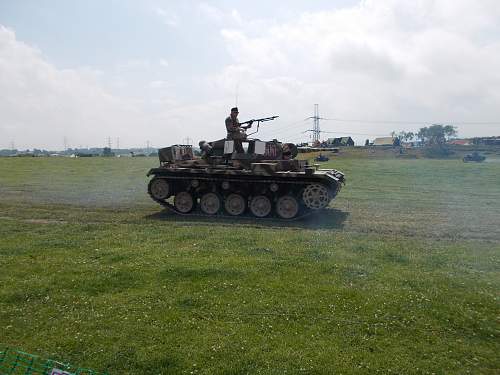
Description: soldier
xmin=225 ymin=107 xmax=252 ymax=153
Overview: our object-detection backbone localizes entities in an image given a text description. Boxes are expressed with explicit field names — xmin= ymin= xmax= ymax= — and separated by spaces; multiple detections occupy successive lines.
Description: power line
xmin=263 ymin=123 xmax=310 ymax=139
xmin=264 ymin=118 xmax=309 ymax=134
xmin=320 ymin=118 xmax=500 ymax=125
xmin=264 ymin=118 xmax=389 ymax=140
xmin=263 ymin=116 xmax=500 ymax=131
xmin=309 ymin=130 xmax=389 ymax=137
xmin=253 ymin=109 xmax=500 ymax=144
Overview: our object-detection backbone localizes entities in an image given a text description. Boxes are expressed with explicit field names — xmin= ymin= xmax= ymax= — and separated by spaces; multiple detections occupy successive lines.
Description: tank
xmin=147 ymin=136 xmax=345 ymax=220
xmin=315 ymin=154 xmax=329 ymax=162
xmin=463 ymin=151 xmax=486 ymax=163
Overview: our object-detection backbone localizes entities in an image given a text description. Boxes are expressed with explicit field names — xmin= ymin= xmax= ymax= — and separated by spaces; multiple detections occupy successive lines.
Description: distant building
xmin=373 ymin=137 xmax=395 ymax=146
xmin=448 ymin=139 xmax=472 ymax=146
xmin=327 ymin=137 xmax=354 ymax=147
xmin=473 ymin=136 xmax=500 ymax=146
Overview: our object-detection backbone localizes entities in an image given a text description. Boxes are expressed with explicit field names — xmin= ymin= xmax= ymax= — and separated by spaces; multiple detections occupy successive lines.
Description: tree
xmin=402 ymin=131 xmax=415 ymax=142
xmin=391 ymin=131 xmax=415 ymax=143
xmin=417 ymin=124 xmax=457 ymax=145
xmin=102 ymin=147 xmax=115 ymax=157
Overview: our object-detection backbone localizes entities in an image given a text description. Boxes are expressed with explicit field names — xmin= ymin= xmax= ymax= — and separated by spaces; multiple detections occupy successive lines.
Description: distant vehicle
xmin=463 ymin=151 xmax=486 ymax=163
xmin=76 ymin=153 xmax=95 ymax=157
xmin=315 ymin=154 xmax=329 ymax=162
xmin=131 ymin=152 xmax=146 ymax=157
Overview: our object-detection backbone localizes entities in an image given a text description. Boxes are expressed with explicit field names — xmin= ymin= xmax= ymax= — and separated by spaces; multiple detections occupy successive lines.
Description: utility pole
xmin=107 ymin=137 xmax=112 ymax=149
xmin=63 ymin=136 xmax=68 ymax=151
xmin=183 ymin=137 xmax=192 ymax=145
xmin=313 ymin=104 xmax=320 ymax=143
xmin=305 ymin=104 xmax=325 ymax=144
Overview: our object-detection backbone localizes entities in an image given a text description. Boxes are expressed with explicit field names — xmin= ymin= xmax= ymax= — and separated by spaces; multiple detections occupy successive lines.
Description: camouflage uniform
xmin=225 ymin=115 xmax=245 ymax=153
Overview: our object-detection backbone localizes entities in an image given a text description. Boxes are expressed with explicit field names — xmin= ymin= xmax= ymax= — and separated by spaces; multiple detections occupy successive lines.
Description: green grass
xmin=0 ymin=156 xmax=499 ymax=374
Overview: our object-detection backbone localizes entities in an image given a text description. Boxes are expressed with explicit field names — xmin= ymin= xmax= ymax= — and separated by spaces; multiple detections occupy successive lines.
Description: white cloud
xmin=197 ymin=3 xmax=272 ymax=33
xmin=154 ymin=7 xmax=179 ymax=27
xmin=0 ymin=25 xmax=238 ymax=149
xmin=159 ymin=59 xmax=169 ymax=68
xmin=2 ymin=1 xmax=500 ymax=150
xmin=149 ymin=80 xmax=170 ymax=89
xmin=215 ymin=0 xmax=500 ymax=140
xmin=197 ymin=3 xmax=225 ymax=23
xmin=117 ymin=59 xmax=151 ymax=71
xmin=0 ymin=26 xmax=182 ymax=149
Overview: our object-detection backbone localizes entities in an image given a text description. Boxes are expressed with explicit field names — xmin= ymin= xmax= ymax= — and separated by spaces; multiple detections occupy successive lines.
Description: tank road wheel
xmin=302 ymin=184 xmax=330 ymax=210
xmin=200 ymin=192 xmax=221 ymax=215
xmin=224 ymin=194 xmax=246 ymax=216
xmin=276 ymin=195 xmax=300 ymax=219
xmin=149 ymin=178 xmax=170 ymax=200
xmin=249 ymin=195 xmax=272 ymax=218
xmin=174 ymin=192 xmax=194 ymax=213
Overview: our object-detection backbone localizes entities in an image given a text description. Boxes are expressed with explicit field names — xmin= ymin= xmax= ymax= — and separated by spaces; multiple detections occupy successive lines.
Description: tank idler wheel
xmin=149 ymin=178 xmax=170 ymax=200
xmin=224 ymin=194 xmax=246 ymax=216
xmin=200 ymin=192 xmax=221 ymax=215
xmin=276 ymin=195 xmax=300 ymax=219
xmin=303 ymin=184 xmax=330 ymax=210
xmin=249 ymin=195 xmax=272 ymax=218
xmin=174 ymin=192 xmax=195 ymax=213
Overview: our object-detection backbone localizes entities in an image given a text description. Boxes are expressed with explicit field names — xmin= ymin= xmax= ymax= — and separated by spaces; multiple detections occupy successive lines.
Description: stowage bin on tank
xmin=147 ymin=120 xmax=345 ymax=219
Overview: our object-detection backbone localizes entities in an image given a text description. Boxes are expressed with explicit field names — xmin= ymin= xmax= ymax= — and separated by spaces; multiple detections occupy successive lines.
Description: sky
xmin=1 ymin=0 xmax=500 ymax=150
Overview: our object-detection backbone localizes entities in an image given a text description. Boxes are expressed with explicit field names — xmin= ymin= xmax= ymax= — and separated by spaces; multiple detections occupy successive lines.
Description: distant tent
xmin=327 ymin=137 xmax=354 ymax=147
xmin=373 ymin=137 xmax=395 ymax=146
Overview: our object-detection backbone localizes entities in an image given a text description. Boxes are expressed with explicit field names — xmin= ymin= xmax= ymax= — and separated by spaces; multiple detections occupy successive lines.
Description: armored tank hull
xmin=147 ymin=140 xmax=345 ymax=219
xmin=463 ymin=152 xmax=486 ymax=163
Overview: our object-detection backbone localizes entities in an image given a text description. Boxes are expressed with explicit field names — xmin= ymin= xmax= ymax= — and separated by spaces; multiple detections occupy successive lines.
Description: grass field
xmin=0 ymin=154 xmax=499 ymax=374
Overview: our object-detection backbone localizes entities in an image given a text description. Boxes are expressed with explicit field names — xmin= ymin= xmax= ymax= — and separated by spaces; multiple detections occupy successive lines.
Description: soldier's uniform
xmin=225 ymin=108 xmax=246 ymax=153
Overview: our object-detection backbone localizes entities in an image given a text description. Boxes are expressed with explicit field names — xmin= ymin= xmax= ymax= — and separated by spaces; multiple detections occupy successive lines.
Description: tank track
xmin=147 ymin=175 xmax=336 ymax=221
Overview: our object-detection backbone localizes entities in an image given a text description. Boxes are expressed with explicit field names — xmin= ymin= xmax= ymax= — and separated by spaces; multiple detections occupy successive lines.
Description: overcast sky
xmin=1 ymin=0 xmax=500 ymax=150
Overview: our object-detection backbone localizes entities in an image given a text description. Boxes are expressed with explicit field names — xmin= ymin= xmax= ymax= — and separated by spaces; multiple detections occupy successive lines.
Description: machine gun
xmin=240 ymin=116 xmax=279 ymax=135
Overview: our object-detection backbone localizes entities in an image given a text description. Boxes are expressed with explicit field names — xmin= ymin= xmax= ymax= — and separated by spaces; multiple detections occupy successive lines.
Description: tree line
xmin=391 ymin=124 xmax=457 ymax=146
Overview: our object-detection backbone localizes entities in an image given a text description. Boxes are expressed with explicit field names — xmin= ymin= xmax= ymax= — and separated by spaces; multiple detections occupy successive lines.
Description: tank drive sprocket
xmin=302 ymin=184 xmax=330 ymax=210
